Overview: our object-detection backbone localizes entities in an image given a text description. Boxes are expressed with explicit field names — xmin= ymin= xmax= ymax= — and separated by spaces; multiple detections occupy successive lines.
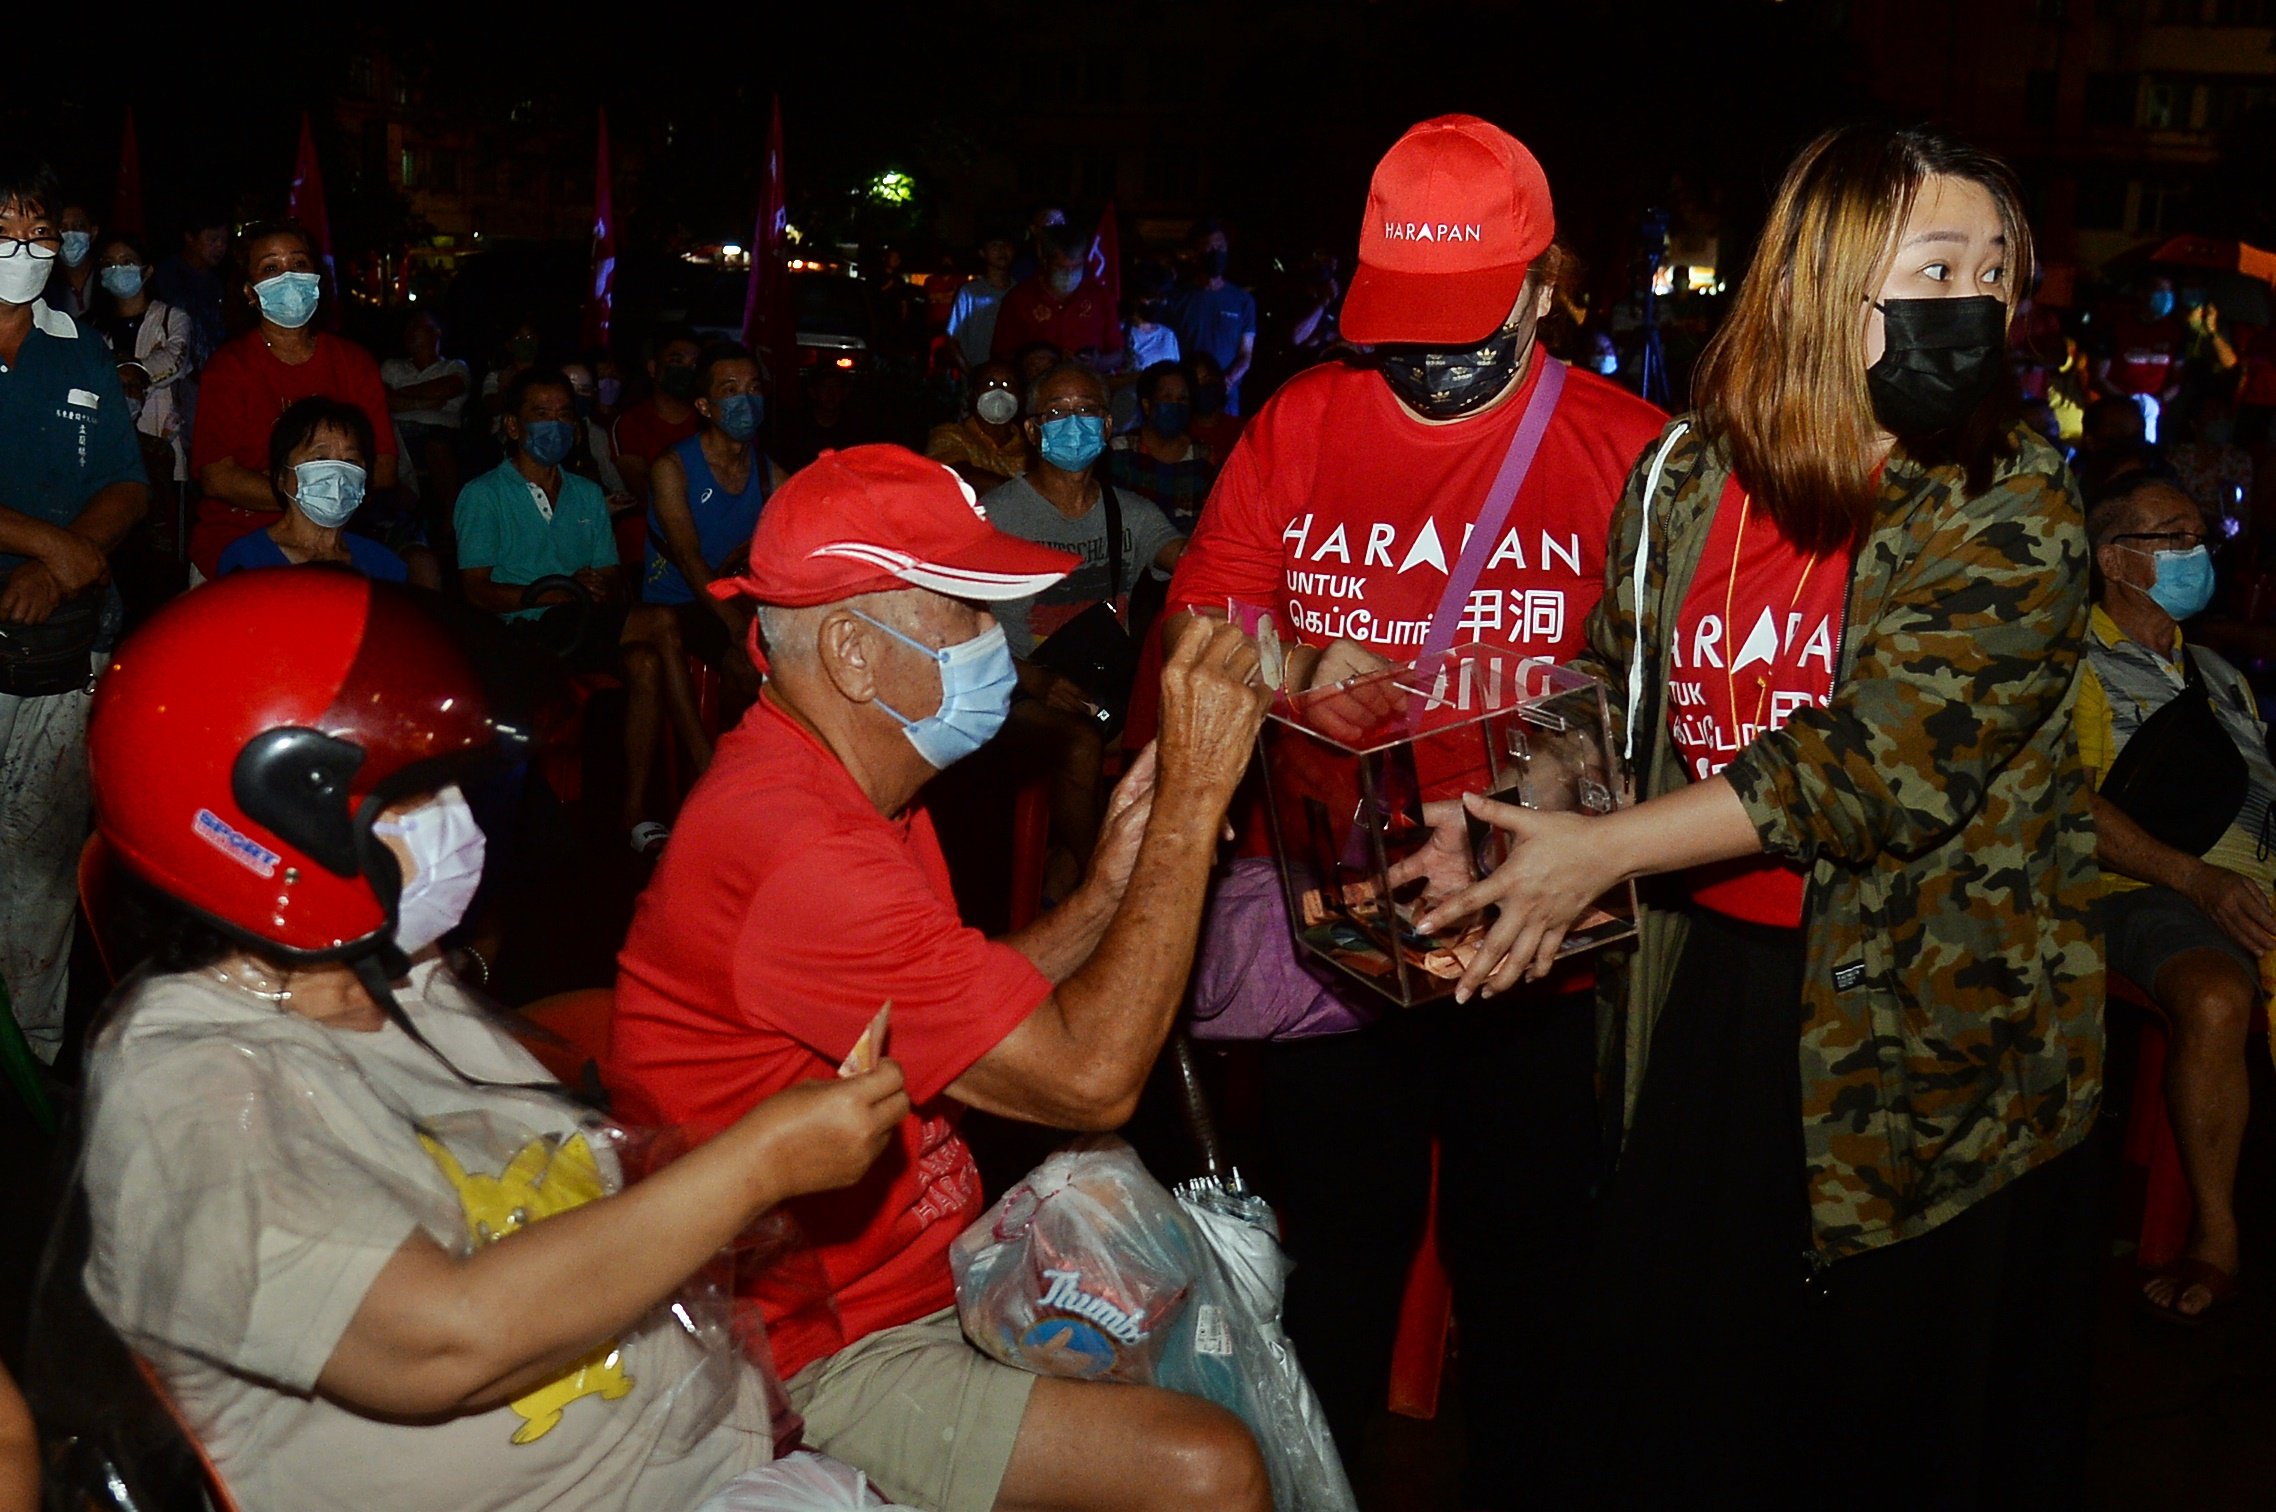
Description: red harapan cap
xmin=1341 ymin=114 xmax=1556 ymax=347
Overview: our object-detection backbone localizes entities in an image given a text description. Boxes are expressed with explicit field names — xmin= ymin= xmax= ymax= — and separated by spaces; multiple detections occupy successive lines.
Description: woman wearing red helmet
xmin=64 ymin=571 xmax=912 ymax=1511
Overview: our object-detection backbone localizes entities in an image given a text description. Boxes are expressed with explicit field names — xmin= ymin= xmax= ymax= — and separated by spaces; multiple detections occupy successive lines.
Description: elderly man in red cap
xmin=1160 ymin=116 xmax=1668 ymax=1495
xmin=606 ymin=444 xmax=1273 ymax=1512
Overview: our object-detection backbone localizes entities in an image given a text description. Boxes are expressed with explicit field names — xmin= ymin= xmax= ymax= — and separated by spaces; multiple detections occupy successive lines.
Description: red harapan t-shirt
xmin=605 ymin=697 xmax=1052 ymax=1378
xmin=1166 ymin=356 xmax=1666 ymax=663
xmin=1668 ymin=478 xmax=1852 ymax=927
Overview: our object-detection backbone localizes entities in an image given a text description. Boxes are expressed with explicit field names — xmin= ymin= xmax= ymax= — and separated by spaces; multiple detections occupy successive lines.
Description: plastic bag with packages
xmin=693 ymin=1450 xmax=917 ymax=1511
xmin=950 ymin=1137 xmax=1204 ymax=1384
xmin=950 ymin=1138 xmax=1356 ymax=1512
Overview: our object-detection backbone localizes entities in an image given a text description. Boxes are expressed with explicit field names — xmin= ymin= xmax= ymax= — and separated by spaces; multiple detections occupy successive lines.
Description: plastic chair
xmin=512 ymin=987 xmax=615 ymax=1092
xmin=0 ymin=975 xmax=55 ymax=1136
xmin=79 ymin=832 xmax=123 ymax=984
xmin=133 ymin=1354 xmax=243 ymax=1512
xmin=1387 ymin=1141 xmax=1452 ymax=1420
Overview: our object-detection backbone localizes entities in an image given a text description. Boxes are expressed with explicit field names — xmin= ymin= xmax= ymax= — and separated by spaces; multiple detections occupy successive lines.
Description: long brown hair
xmin=1692 ymin=125 xmax=2034 ymax=553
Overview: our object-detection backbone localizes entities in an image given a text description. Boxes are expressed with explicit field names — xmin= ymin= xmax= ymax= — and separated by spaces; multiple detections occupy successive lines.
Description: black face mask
xmin=659 ymin=364 xmax=700 ymax=401
xmin=1866 ymin=296 xmax=2006 ymax=436
xmin=1199 ymin=248 xmax=1230 ymax=279
xmin=1376 ymin=320 xmax=1529 ymax=421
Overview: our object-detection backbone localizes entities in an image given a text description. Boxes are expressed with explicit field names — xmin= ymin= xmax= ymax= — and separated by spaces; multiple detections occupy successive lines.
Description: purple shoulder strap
xmin=1418 ymin=356 xmax=1569 ymax=662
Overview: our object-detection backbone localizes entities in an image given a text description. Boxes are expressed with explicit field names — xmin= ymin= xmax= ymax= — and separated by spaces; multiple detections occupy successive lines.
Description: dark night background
xmin=11 ymin=2 xmax=2275 ymax=372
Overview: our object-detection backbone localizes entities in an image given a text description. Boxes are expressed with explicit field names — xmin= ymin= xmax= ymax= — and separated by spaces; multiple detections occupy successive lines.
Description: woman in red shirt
xmin=1161 ymin=115 xmax=1665 ymax=1499
xmin=186 ymin=221 xmax=398 ymax=577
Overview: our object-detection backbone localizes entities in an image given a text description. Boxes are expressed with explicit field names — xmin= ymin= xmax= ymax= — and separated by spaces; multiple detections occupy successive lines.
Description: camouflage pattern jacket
xmin=1573 ymin=421 xmax=2104 ymax=1261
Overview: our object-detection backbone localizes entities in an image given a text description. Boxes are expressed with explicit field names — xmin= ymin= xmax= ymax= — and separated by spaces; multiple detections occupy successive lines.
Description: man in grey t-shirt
xmin=981 ymin=365 xmax=1184 ymax=663
xmin=984 ymin=362 xmax=1185 ymax=896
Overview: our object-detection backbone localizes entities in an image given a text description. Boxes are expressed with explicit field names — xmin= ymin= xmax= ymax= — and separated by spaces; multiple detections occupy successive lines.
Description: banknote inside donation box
xmin=1257 ymin=643 xmax=1637 ymax=1006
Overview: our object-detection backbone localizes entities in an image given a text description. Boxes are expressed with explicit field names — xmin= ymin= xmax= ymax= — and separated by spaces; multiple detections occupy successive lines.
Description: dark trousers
xmin=1553 ymin=907 xmax=2101 ymax=1510
xmin=1262 ymin=990 xmax=1601 ymax=1505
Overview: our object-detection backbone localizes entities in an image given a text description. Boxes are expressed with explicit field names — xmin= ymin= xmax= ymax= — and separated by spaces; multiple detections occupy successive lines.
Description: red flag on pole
xmin=112 ymin=108 xmax=144 ymax=236
xmin=286 ymin=114 xmax=338 ymax=319
xmin=584 ymin=108 xmax=617 ymax=353
xmin=1087 ymin=200 xmax=1122 ymax=314
xmin=742 ymin=97 xmax=797 ymax=404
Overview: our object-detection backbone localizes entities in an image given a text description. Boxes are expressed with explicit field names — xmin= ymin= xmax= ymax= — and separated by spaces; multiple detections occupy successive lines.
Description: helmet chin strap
xmin=347 ymin=946 xmax=607 ymax=1110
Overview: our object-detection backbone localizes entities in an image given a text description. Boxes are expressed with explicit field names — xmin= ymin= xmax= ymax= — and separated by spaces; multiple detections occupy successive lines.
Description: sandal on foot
xmin=2140 ymin=1257 xmax=2240 ymax=1327
xmin=630 ymin=821 xmax=670 ymax=857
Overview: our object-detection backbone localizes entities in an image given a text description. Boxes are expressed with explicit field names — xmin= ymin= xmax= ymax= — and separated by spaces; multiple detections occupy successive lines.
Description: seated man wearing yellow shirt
xmin=2078 ymin=471 xmax=2276 ymax=1323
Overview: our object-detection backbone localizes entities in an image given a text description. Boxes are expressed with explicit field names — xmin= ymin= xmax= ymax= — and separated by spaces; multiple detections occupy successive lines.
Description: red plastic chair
xmin=512 ymin=987 xmax=615 ymax=1090
xmin=134 ymin=1355 xmax=243 ymax=1512
xmin=2114 ymin=971 xmax=2270 ymax=1270
xmin=1388 ymin=1141 xmax=1453 ymax=1419
xmin=79 ymin=833 xmax=123 ymax=984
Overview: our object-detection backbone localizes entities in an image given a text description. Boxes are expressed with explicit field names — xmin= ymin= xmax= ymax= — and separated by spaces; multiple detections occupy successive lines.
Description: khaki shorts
xmin=785 ymin=1308 xmax=1037 ymax=1512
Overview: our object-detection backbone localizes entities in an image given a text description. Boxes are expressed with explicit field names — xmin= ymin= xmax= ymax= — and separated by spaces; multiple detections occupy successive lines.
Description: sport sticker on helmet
xmin=192 ymin=807 xmax=280 ymax=877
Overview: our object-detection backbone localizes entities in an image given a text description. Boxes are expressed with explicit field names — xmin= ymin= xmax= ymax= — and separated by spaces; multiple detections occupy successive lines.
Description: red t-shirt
xmin=989 ymin=274 xmax=1125 ymax=360
xmin=187 ymin=331 xmax=398 ymax=576
xmin=2103 ymin=312 xmax=2186 ymax=397
xmin=1167 ymin=358 xmax=1666 ymax=663
xmin=610 ymin=399 xmax=701 ymax=469
xmin=606 ymin=698 xmax=1052 ymax=1378
xmin=1667 ymin=479 xmax=1851 ymax=927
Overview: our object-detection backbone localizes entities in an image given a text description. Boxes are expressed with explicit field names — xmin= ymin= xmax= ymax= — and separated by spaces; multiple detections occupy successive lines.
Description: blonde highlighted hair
xmin=1693 ymin=125 xmax=2033 ymax=554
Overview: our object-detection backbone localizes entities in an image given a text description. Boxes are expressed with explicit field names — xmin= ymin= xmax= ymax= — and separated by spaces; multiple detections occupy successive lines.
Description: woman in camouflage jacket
xmin=1417 ymin=126 xmax=2104 ymax=1505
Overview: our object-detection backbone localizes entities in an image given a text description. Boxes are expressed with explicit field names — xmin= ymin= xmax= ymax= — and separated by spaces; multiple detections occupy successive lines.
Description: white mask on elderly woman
xmin=373 ymin=785 xmax=486 ymax=955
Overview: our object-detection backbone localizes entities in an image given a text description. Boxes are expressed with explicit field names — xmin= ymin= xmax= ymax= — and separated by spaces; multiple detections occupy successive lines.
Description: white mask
xmin=0 ymin=242 xmax=55 ymax=305
xmin=373 ymin=786 xmax=486 ymax=955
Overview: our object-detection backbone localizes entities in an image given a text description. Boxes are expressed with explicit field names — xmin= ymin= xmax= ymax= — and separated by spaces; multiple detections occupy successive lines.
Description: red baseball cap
xmin=1341 ymin=114 xmax=1555 ymax=346
xmin=714 ymin=444 xmax=1079 ymax=608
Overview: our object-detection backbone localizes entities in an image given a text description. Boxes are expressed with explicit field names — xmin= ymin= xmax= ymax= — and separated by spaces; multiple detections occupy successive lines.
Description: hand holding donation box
xmin=1257 ymin=642 xmax=1636 ymax=1006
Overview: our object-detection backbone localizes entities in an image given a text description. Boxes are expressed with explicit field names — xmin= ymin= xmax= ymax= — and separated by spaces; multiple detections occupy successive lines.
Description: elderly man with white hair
xmin=607 ymin=444 xmax=1273 ymax=1512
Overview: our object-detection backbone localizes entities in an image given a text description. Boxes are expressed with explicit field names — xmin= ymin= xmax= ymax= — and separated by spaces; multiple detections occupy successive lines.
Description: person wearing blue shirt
xmin=643 ymin=344 xmax=784 ymax=703
xmin=456 ymin=366 xmax=700 ymax=856
xmin=212 ymin=397 xmax=409 ymax=584
xmin=1169 ymin=219 xmax=1257 ymax=415
xmin=0 ymin=158 xmax=149 ymax=1062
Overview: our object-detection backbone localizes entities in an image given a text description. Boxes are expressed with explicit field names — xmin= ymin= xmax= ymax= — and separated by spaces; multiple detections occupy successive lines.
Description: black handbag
xmin=1029 ymin=482 xmax=1141 ymax=737
xmin=0 ymin=589 xmax=103 ymax=697
xmin=2100 ymin=647 xmax=2250 ymax=857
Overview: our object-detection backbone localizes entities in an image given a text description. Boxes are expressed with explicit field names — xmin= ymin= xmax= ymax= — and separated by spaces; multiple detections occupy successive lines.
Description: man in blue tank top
xmin=645 ymin=342 xmax=787 ymax=690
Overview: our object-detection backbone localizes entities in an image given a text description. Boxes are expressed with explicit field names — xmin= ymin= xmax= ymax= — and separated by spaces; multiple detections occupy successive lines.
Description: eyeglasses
xmin=1036 ymin=401 xmax=1107 ymax=421
xmin=0 ymin=237 xmax=59 ymax=260
xmin=2112 ymin=529 xmax=2221 ymax=554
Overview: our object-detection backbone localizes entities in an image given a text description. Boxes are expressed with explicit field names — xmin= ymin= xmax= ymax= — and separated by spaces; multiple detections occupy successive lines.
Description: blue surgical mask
xmin=2146 ymin=289 xmax=2176 ymax=320
xmin=99 ymin=265 xmax=145 ymax=299
xmin=2132 ymin=544 xmax=2215 ymax=620
xmin=1038 ymin=413 xmax=1107 ymax=471
xmin=520 ymin=419 xmax=575 ymax=467
xmin=254 ymin=270 xmax=323 ymax=329
xmin=1590 ymin=351 xmax=1619 ymax=376
xmin=853 ymin=610 xmax=1018 ymax=769
xmin=714 ymin=391 xmax=762 ymax=442
xmin=60 ymin=230 xmax=92 ymax=268
xmin=1149 ymin=401 xmax=1191 ymax=439
xmin=292 ymin=459 xmax=367 ymax=528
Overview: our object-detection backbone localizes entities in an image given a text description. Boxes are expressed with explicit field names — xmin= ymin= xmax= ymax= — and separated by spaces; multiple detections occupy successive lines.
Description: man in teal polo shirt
xmin=0 ymin=157 xmax=148 ymax=1059
xmin=455 ymin=366 xmax=701 ymax=854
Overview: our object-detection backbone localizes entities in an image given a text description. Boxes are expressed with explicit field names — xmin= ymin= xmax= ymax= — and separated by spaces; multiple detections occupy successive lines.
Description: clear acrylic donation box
xmin=1257 ymin=644 xmax=1638 ymax=1007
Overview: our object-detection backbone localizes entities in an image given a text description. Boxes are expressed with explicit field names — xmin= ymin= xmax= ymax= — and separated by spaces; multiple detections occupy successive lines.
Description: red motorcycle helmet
xmin=89 ymin=571 xmax=553 ymax=962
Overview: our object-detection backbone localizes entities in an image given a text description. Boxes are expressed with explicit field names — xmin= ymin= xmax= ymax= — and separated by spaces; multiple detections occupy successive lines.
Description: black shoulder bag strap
xmin=1101 ymin=478 xmax=1126 ymax=610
